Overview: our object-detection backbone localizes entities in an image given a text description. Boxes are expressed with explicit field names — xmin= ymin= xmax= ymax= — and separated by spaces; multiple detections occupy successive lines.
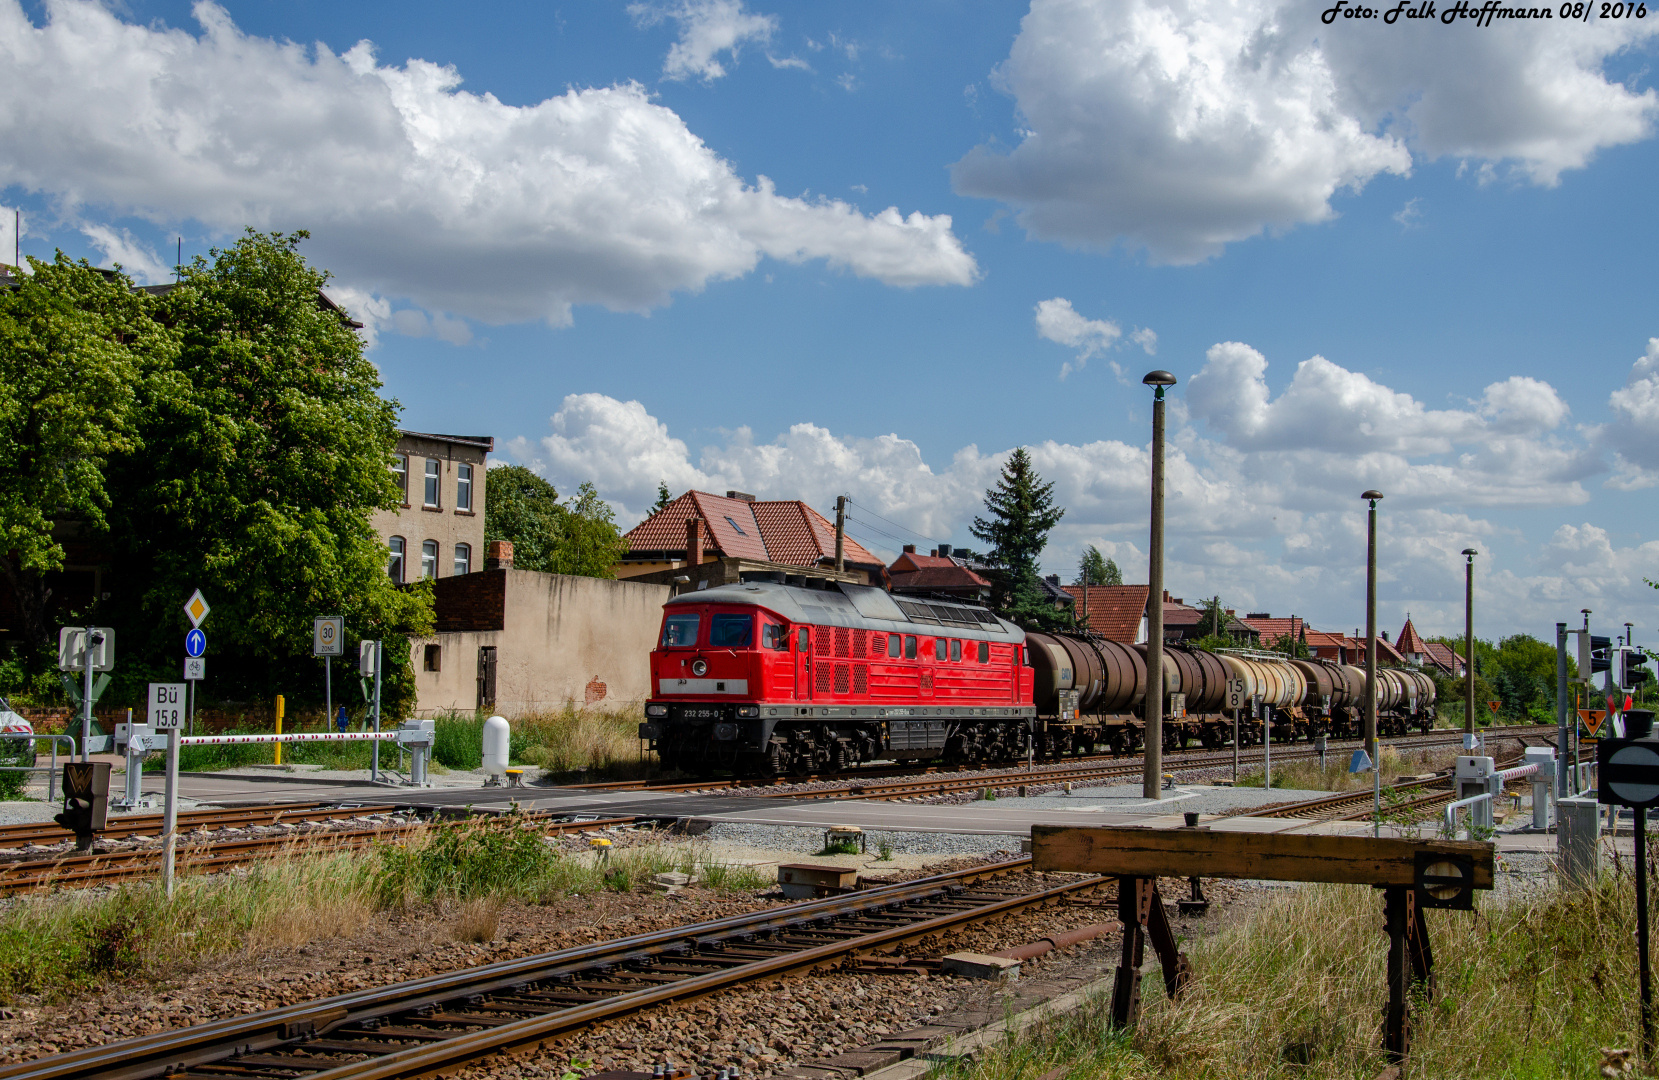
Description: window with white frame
xmin=387 ymin=537 xmax=406 ymax=583
xmin=424 ymin=459 xmax=440 ymax=507
xmin=420 ymin=539 xmax=439 ymax=579
xmin=391 ymin=454 xmax=408 ymax=502
xmin=454 ymin=543 xmax=471 ymax=576
xmin=456 ymin=463 xmax=473 ymax=511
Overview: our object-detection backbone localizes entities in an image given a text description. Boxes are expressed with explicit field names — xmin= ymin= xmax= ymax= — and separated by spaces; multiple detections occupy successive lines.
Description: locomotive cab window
xmin=887 ymin=635 xmax=901 ymax=658
xmin=710 ymin=613 xmax=754 ymax=648
xmin=978 ymin=641 xmax=990 ymax=664
xmin=950 ymin=639 xmax=962 ymax=662
xmin=904 ymin=635 xmax=917 ymax=660
xmin=662 ymin=614 xmax=700 ymax=647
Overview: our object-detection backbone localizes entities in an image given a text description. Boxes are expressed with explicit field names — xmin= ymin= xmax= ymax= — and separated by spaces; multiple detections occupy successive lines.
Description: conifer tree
xmin=970 ymin=448 xmax=1066 ymax=627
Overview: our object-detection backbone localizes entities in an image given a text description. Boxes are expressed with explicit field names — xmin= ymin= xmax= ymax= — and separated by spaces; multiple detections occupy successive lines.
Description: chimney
xmin=938 ymin=543 xmax=952 ymax=558
xmin=1382 ymin=630 xmax=1390 ymax=642
xmin=686 ymin=516 xmax=705 ymax=567
xmin=1225 ymin=608 xmax=1235 ymax=616
xmin=725 ymin=490 xmax=755 ymax=502
xmin=902 ymin=544 xmax=916 ymax=554
xmin=1164 ymin=590 xmax=1171 ymax=603
xmin=486 ymin=539 xmax=514 ymax=570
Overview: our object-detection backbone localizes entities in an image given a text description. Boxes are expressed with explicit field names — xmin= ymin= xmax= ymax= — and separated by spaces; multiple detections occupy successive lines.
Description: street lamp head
xmin=1142 ymin=370 xmax=1176 ymax=400
xmin=1462 ymin=548 xmax=1477 ymax=559
xmin=1361 ymin=489 xmax=1383 ymax=501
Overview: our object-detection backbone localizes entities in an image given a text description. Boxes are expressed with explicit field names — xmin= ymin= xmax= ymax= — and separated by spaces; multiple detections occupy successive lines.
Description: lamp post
xmin=1462 ymin=548 xmax=1477 ymax=750
xmin=1362 ymin=490 xmax=1383 ymax=830
xmin=1143 ymin=369 xmax=1177 ymax=800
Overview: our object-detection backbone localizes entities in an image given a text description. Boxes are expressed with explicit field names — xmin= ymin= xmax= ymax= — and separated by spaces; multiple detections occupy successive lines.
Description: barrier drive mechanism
xmin=1030 ymin=822 xmax=1494 ymax=1065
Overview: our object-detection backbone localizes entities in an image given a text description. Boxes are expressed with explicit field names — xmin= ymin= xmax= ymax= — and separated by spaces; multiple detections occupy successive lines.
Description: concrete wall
xmin=409 ymin=569 xmax=671 ymax=716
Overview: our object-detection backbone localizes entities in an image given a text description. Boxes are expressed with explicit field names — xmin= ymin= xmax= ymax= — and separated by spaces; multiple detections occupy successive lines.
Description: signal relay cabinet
xmin=56 ymin=760 xmax=112 ymax=849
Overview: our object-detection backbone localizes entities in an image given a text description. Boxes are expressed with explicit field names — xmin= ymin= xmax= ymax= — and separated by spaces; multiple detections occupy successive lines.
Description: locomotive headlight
xmin=645 ymin=704 xmax=668 ymax=718
xmin=737 ymin=705 xmax=759 ymax=718
xmin=691 ymin=659 xmax=708 ymax=676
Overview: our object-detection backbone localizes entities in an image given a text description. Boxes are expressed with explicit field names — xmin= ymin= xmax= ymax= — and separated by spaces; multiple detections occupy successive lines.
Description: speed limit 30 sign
xmin=313 ymin=616 xmax=345 ymax=657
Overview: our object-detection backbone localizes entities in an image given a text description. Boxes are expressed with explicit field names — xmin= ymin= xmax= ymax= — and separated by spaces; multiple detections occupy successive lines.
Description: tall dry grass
xmin=0 ymin=820 xmax=768 ymax=1004
xmin=1236 ymin=744 xmax=1454 ymax=793
xmin=932 ymin=867 xmax=1651 ymax=1080
xmin=430 ymin=705 xmax=652 ymax=779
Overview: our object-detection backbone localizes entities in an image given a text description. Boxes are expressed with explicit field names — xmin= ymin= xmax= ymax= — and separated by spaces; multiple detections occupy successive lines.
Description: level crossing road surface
xmin=145 ymin=770 xmax=1570 ymax=853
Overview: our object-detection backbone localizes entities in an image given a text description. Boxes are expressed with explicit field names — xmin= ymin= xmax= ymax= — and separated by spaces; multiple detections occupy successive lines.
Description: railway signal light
xmin=1591 ymin=635 xmax=1613 ymax=675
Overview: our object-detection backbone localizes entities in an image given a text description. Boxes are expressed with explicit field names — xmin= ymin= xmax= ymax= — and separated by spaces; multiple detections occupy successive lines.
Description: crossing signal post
xmin=1599 ymin=709 xmax=1659 ymax=1068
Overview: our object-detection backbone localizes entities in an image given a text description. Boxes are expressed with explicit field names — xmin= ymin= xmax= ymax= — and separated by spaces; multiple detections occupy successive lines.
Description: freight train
xmin=639 ymin=576 xmax=1436 ymax=776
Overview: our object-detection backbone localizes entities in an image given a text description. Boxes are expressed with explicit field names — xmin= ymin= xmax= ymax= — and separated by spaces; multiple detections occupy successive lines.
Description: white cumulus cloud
xmin=1602 ymin=338 xmax=1659 ymax=488
xmin=629 ymin=0 xmax=776 ymax=81
xmin=952 ymin=0 xmax=1659 ymax=262
xmin=0 ymin=1 xmax=976 ymax=331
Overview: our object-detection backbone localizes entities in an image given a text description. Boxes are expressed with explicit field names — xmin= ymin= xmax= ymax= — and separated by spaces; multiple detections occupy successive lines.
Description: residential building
xmin=369 ymin=431 xmax=493 ymax=584
xmin=613 ymin=490 xmax=886 ymax=586
xmin=886 ymin=545 xmax=992 ymax=600
xmin=1062 ymin=585 xmax=1151 ymax=643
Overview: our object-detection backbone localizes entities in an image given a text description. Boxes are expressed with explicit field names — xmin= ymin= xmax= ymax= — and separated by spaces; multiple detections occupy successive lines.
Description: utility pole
xmin=1557 ymin=621 xmax=1570 ymax=796
xmin=1142 ymin=370 xmax=1177 ymax=799
xmin=834 ymin=496 xmax=846 ymax=574
xmin=1362 ymin=491 xmax=1384 ymax=818
xmin=1462 ymin=549 xmax=1477 ymax=749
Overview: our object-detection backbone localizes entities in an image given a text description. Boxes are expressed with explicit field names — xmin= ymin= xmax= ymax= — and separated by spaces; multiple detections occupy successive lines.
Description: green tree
xmin=1074 ymin=545 xmax=1121 ymax=587
xmin=0 ymin=256 xmax=166 ymax=655
xmin=652 ymin=481 xmax=672 ymax=514
xmin=102 ymin=230 xmax=430 ymax=714
xmin=483 ymin=466 xmax=566 ymax=573
xmin=970 ymin=448 xmax=1066 ymax=627
xmin=485 ymin=469 xmax=629 ymax=579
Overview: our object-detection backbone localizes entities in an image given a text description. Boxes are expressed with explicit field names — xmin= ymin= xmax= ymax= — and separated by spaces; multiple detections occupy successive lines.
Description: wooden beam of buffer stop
xmin=1030 ymin=824 xmax=1496 ymax=1066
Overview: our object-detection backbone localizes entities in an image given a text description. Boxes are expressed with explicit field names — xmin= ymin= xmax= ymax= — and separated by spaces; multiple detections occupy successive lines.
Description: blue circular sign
xmin=185 ymin=628 xmax=206 ymax=658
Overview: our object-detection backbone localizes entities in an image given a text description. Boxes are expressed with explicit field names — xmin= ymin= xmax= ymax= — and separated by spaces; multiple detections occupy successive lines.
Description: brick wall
xmin=433 ymin=569 xmax=507 ymax=632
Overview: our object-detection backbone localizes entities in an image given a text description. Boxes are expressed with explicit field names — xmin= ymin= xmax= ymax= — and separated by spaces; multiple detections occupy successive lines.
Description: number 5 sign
xmin=148 ymin=683 xmax=186 ymax=729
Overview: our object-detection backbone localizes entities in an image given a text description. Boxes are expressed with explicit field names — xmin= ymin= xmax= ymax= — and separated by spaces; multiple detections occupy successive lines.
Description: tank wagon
xmin=642 ymin=578 xmax=1437 ymax=776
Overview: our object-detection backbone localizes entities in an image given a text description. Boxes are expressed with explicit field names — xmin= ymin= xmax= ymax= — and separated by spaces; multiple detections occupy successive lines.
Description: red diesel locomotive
xmin=640 ymin=577 xmax=1035 ymax=775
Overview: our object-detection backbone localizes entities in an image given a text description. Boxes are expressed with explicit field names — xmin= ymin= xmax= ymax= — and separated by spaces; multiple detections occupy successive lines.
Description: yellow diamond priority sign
xmin=1581 ymin=709 xmax=1609 ymax=738
xmin=183 ymin=589 xmax=210 ymax=628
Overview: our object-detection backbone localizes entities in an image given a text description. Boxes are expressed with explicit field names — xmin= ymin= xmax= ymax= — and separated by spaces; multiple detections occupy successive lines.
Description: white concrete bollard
xmin=482 ymin=715 xmax=510 ymax=782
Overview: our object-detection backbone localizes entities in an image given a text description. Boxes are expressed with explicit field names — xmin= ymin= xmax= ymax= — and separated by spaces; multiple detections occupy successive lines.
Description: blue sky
xmin=4 ymin=0 xmax=1657 ymax=645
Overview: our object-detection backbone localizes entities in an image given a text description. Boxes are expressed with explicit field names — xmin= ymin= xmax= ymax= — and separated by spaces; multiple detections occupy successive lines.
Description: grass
xmin=930 ymin=867 xmax=1655 ymax=1080
xmin=149 ymin=705 xmax=650 ymax=779
xmin=1234 ymin=745 xmax=1452 ymax=792
xmin=0 ymin=819 xmax=769 ymax=1004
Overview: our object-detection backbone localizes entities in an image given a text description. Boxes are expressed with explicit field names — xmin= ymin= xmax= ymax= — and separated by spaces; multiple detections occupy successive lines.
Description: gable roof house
xmin=614 ymin=490 xmax=886 ymax=590
xmin=886 ymin=545 xmax=993 ymax=601
xmin=1062 ymin=585 xmax=1151 ymax=643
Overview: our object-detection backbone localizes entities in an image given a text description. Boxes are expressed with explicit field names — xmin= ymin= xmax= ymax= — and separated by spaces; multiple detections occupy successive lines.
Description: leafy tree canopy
xmin=652 ymin=481 xmax=672 ymax=514
xmin=0 ymin=256 xmax=168 ymax=651
xmin=1074 ymin=545 xmax=1121 ymax=587
xmin=100 ymin=231 xmax=432 ymax=713
xmin=485 ymin=468 xmax=629 ymax=579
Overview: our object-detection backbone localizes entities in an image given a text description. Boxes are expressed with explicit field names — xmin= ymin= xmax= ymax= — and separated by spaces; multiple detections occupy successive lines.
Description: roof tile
xmin=1063 ymin=585 xmax=1149 ymax=642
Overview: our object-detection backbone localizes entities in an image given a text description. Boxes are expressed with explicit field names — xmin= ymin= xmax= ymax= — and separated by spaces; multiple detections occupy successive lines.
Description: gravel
xmin=704 ymin=821 xmax=1024 ymax=860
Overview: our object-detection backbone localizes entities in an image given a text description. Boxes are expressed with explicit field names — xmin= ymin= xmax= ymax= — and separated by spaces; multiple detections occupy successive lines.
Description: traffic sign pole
xmin=1640 ymin=804 xmax=1653 ymax=1065
xmin=80 ymin=626 xmax=94 ymax=761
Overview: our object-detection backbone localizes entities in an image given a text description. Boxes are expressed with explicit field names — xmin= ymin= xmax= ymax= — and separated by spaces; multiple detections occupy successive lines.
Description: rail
xmin=0 ymin=857 xmax=1092 ymax=1080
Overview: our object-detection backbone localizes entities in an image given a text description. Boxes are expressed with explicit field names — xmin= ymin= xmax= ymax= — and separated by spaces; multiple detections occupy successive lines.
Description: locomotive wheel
xmin=1199 ymin=726 xmax=1221 ymax=750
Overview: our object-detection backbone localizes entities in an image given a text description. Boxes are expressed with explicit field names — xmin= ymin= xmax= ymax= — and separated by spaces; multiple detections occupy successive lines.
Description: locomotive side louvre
xmin=645 ymin=580 xmax=1037 ymax=775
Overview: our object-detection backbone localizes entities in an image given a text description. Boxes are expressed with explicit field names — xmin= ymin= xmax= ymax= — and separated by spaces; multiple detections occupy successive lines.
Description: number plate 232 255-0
xmin=680 ymin=708 xmax=723 ymax=720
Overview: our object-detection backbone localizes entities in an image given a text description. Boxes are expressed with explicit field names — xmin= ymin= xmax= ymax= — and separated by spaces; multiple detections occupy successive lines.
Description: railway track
xmin=1246 ymin=749 xmax=1528 ymax=826
xmin=579 ymin=725 xmax=1537 ymax=801
xmin=0 ymin=802 xmax=402 ymax=850
xmin=0 ymin=857 xmax=1100 ymax=1080
xmin=0 ymin=815 xmax=641 ymax=896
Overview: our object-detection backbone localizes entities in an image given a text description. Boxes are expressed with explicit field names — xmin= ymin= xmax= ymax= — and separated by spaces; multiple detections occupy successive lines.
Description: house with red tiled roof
xmin=1159 ymin=594 xmax=1258 ymax=645
xmin=1396 ymin=616 xmax=1430 ymax=666
xmin=1237 ymin=614 xmax=1313 ymax=651
xmin=885 ymin=545 xmax=993 ymax=601
xmin=613 ymin=489 xmax=885 ymax=588
xmin=1423 ymin=641 xmax=1466 ymax=678
xmin=1062 ymin=585 xmax=1150 ymax=643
